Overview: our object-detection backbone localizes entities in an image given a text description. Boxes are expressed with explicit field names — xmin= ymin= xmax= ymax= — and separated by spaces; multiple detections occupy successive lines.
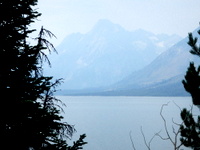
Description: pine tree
xmin=182 ymin=32 xmax=200 ymax=105
xmin=0 ymin=0 xmax=86 ymax=149
xmin=180 ymin=28 xmax=200 ymax=149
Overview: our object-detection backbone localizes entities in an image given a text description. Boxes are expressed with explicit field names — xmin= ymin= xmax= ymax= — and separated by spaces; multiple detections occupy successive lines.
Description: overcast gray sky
xmin=33 ymin=0 xmax=200 ymax=46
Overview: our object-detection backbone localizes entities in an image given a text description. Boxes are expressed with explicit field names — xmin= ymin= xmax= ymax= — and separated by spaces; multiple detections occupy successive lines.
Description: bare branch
xmin=140 ymin=126 xmax=158 ymax=150
xmin=160 ymin=102 xmax=175 ymax=145
xmin=129 ymin=131 xmax=137 ymax=150
xmin=140 ymin=127 xmax=150 ymax=150
xmin=130 ymin=102 xmax=187 ymax=150
xmin=172 ymin=101 xmax=182 ymax=112
xmin=155 ymin=131 xmax=169 ymax=141
xmin=159 ymin=102 xmax=185 ymax=150
xmin=172 ymin=118 xmax=182 ymax=126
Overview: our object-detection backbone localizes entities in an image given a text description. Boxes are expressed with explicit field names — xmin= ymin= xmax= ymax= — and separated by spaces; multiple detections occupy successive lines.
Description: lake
xmin=58 ymin=96 xmax=198 ymax=150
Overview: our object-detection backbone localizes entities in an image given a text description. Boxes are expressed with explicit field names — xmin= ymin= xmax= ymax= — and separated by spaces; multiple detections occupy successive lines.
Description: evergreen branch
xmin=188 ymin=33 xmax=200 ymax=57
xmin=68 ymin=134 xmax=87 ymax=150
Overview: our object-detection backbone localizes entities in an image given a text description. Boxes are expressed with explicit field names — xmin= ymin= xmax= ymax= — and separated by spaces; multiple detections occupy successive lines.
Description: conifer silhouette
xmin=0 ymin=0 xmax=86 ymax=149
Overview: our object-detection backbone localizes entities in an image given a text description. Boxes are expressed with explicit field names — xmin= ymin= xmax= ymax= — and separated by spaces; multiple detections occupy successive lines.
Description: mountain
xmin=45 ymin=19 xmax=181 ymax=90
xmin=95 ymin=27 xmax=200 ymax=96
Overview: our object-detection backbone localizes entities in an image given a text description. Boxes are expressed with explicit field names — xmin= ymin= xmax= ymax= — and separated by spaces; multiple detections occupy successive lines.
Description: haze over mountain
xmin=103 ymin=29 xmax=200 ymax=96
xmin=46 ymin=19 xmax=181 ymax=91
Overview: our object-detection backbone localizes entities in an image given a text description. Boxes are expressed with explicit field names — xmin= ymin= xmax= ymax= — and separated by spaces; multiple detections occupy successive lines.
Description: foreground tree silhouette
xmin=180 ymin=28 xmax=200 ymax=149
xmin=0 ymin=0 xmax=86 ymax=149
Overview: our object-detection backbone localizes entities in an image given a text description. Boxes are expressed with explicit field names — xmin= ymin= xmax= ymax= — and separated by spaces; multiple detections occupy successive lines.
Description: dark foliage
xmin=182 ymin=62 xmax=200 ymax=105
xmin=188 ymin=32 xmax=200 ymax=57
xmin=68 ymin=134 xmax=88 ymax=150
xmin=0 ymin=0 xmax=86 ymax=149
xmin=182 ymin=32 xmax=200 ymax=105
xmin=180 ymin=27 xmax=200 ymax=149
xmin=180 ymin=109 xmax=200 ymax=149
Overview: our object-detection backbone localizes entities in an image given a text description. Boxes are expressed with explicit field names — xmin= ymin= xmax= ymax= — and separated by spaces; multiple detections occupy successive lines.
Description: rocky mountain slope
xmin=45 ymin=19 xmax=181 ymax=90
xmin=96 ymin=27 xmax=200 ymax=96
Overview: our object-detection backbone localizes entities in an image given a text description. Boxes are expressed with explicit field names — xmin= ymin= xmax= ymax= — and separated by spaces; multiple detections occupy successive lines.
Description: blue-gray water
xmin=59 ymin=96 xmax=198 ymax=150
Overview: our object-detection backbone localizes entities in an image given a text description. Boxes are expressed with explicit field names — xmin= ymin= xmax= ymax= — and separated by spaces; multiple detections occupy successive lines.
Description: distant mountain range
xmin=45 ymin=19 xmax=183 ymax=95
xmin=100 ymin=31 xmax=200 ymax=96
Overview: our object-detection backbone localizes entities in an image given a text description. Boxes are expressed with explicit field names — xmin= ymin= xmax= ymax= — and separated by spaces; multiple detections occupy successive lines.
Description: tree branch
xmin=140 ymin=126 xmax=158 ymax=150
xmin=129 ymin=131 xmax=137 ymax=150
xmin=158 ymin=102 xmax=184 ymax=150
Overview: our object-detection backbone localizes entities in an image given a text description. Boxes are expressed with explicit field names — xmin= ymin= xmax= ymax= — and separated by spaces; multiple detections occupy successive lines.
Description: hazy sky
xmin=33 ymin=0 xmax=200 ymax=46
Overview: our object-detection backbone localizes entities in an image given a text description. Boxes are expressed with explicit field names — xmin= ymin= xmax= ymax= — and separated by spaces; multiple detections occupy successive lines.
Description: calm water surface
xmin=58 ymin=96 xmax=198 ymax=150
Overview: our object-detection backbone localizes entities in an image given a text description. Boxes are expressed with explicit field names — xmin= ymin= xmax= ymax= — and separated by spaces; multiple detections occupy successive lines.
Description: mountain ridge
xmin=90 ymin=27 xmax=200 ymax=96
xmin=45 ymin=19 xmax=182 ymax=92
